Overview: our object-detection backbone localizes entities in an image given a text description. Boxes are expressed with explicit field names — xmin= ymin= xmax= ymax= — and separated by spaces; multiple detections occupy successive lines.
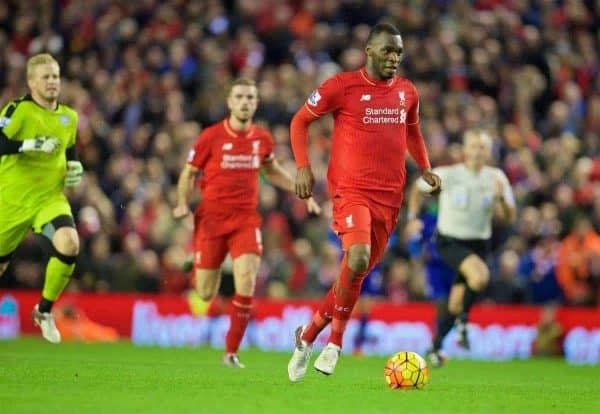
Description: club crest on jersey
xmin=307 ymin=90 xmax=321 ymax=107
xmin=398 ymin=91 xmax=406 ymax=106
xmin=400 ymin=109 xmax=407 ymax=124
xmin=60 ymin=114 xmax=70 ymax=126
xmin=252 ymin=140 xmax=260 ymax=154
xmin=345 ymin=214 xmax=354 ymax=228
xmin=222 ymin=142 xmax=233 ymax=150
xmin=0 ymin=117 xmax=10 ymax=128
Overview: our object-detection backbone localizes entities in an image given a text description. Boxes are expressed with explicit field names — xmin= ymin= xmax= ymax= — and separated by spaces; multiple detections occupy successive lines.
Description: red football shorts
xmin=193 ymin=210 xmax=263 ymax=269
xmin=331 ymin=194 xmax=400 ymax=271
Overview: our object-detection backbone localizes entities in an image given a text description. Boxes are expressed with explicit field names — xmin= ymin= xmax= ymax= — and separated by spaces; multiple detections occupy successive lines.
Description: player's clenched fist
xmin=421 ymin=168 xmax=442 ymax=195
xmin=64 ymin=161 xmax=84 ymax=187
xmin=19 ymin=136 xmax=60 ymax=154
xmin=295 ymin=167 xmax=314 ymax=199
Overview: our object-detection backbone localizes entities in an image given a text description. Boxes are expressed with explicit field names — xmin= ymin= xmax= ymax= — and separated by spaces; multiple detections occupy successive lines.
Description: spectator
xmin=0 ymin=0 xmax=598 ymax=306
xmin=487 ymin=250 xmax=526 ymax=304
xmin=556 ymin=215 xmax=600 ymax=306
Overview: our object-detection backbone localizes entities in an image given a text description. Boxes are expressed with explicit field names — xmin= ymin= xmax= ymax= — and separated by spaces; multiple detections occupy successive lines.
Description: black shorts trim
xmin=435 ymin=233 xmax=489 ymax=280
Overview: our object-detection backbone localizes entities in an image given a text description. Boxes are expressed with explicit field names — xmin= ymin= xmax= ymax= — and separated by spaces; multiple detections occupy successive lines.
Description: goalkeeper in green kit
xmin=0 ymin=53 xmax=83 ymax=343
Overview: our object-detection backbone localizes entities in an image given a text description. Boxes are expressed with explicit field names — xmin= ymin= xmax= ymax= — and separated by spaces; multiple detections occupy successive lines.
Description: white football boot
xmin=222 ymin=353 xmax=245 ymax=368
xmin=287 ymin=325 xmax=313 ymax=382
xmin=31 ymin=305 xmax=61 ymax=343
xmin=314 ymin=342 xmax=341 ymax=375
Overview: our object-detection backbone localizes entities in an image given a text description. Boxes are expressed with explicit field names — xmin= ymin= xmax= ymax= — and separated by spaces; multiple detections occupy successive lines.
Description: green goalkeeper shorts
xmin=0 ymin=194 xmax=73 ymax=258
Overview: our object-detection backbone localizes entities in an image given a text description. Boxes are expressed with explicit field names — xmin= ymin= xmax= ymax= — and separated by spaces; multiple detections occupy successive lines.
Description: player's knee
xmin=53 ymin=229 xmax=80 ymax=257
xmin=195 ymin=282 xmax=217 ymax=302
xmin=198 ymin=290 xmax=217 ymax=302
xmin=347 ymin=246 xmax=370 ymax=274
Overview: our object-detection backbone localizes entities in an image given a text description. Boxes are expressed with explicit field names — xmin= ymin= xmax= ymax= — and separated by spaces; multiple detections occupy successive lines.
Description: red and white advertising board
xmin=1 ymin=290 xmax=599 ymax=364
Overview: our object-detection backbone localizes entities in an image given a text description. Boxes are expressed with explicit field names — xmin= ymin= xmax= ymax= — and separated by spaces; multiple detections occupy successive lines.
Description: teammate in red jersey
xmin=287 ymin=23 xmax=441 ymax=381
xmin=173 ymin=79 xmax=321 ymax=368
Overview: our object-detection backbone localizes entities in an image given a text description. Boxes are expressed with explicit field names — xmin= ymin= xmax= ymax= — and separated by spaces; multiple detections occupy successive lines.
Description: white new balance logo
xmin=360 ymin=94 xmax=371 ymax=101
xmin=222 ymin=143 xmax=233 ymax=150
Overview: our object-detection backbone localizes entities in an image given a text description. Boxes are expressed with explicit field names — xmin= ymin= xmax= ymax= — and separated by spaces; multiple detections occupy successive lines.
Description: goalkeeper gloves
xmin=19 ymin=137 xmax=60 ymax=153
xmin=64 ymin=160 xmax=84 ymax=187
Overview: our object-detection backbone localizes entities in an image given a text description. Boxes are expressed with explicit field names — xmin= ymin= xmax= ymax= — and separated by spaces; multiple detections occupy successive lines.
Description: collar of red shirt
xmin=359 ymin=68 xmax=397 ymax=87
xmin=223 ymin=118 xmax=255 ymax=138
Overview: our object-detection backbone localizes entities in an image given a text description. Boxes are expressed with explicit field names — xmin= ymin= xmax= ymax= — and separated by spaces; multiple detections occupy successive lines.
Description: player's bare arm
xmin=405 ymin=181 xmax=426 ymax=235
xmin=294 ymin=166 xmax=315 ymax=200
xmin=173 ymin=163 xmax=198 ymax=219
xmin=493 ymin=176 xmax=516 ymax=223
xmin=261 ymin=159 xmax=321 ymax=215
xmin=290 ymin=105 xmax=321 ymax=201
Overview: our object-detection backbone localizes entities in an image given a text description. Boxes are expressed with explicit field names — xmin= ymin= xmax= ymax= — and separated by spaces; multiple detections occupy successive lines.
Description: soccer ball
xmin=384 ymin=351 xmax=429 ymax=390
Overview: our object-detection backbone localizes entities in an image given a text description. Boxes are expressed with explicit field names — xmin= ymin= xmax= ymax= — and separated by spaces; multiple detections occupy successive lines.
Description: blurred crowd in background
xmin=1 ymin=0 xmax=599 ymax=306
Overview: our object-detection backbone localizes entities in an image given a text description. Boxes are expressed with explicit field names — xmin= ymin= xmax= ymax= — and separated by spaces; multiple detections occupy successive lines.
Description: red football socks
xmin=225 ymin=294 xmax=253 ymax=354
xmin=301 ymin=287 xmax=335 ymax=343
xmin=328 ymin=258 xmax=366 ymax=347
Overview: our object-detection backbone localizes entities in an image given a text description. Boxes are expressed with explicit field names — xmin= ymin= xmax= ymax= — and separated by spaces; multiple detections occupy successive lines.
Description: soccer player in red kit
xmin=287 ymin=23 xmax=441 ymax=381
xmin=173 ymin=79 xmax=320 ymax=368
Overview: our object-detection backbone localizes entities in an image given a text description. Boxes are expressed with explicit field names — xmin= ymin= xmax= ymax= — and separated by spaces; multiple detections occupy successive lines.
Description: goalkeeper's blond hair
xmin=27 ymin=54 xmax=59 ymax=79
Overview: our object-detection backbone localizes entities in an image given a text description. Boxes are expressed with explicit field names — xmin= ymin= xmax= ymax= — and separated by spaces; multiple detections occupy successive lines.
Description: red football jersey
xmin=187 ymin=119 xmax=274 ymax=212
xmin=305 ymin=68 xmax=420 ymax=207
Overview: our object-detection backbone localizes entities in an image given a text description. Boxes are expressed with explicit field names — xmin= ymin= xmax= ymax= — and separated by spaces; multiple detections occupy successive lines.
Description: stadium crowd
xmin=1 ymin=0 xmax=599 ymax=306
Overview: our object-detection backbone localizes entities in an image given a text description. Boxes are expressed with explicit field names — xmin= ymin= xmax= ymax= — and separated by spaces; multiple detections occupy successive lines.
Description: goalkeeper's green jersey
xmin=0 ymin=95 xmax=78 ymax=209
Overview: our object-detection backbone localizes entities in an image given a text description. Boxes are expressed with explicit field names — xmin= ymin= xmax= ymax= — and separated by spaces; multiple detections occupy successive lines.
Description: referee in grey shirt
xmin=408 ymin=129 xmax=516 ymax=367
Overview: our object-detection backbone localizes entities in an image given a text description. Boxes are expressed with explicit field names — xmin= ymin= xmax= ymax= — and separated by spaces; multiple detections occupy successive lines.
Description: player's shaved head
xmin=366 ymin=23 xmax=401 ymax=45
xmin=27 ymin=53 xmax=59 ymax=79
xmin=365 ymin=23 xmax=403 ymax=80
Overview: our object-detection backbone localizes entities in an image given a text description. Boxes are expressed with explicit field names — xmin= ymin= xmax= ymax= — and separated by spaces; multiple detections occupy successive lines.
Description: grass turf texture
xmin=1 ymin=338 xmax=599 ymax=414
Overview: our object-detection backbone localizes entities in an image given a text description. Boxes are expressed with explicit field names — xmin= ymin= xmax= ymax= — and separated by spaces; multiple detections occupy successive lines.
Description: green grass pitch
xmin=1 ymin=338 xmax=599 ymax=414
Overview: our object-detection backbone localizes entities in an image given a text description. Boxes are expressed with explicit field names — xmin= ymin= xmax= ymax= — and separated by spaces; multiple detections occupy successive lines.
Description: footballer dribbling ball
xmin=384 ymin=351 xmax=429 ymax=390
